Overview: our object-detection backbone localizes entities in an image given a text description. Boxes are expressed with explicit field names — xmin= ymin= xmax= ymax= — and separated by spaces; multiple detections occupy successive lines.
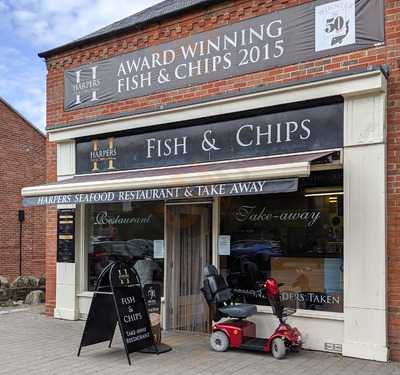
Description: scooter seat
xmin=218 ymin=304 xmax=257 ymax=318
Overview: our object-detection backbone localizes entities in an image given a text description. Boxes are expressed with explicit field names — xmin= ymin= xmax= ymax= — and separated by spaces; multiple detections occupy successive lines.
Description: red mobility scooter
xmin=201 ymin=265 xmax=302 ymax=359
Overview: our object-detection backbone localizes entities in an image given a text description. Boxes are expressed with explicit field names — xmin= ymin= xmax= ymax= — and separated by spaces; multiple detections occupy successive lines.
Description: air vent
xmin=324 ymin=342 xmax=342 ymax=353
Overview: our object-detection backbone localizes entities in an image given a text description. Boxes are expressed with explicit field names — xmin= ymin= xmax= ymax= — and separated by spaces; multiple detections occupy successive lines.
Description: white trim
xmin=78 ymin=205 xmax=87 ymax=294
xmin=54 ymin=307 xmax=77 ymax=320
xmin=77 ymin=291 xmax=94 ymax=298
xmin=48 ymin=70 xmax=386 ymax=142
xmin=22 ymin=161 xmax=310 ymax=197
xmin=212 ymin=197 xmax=220 ymax=269
xmin=343 ymin=342 xmax=389 ymax=362
xmin=162 ymin=203 xmax=167 ymax=329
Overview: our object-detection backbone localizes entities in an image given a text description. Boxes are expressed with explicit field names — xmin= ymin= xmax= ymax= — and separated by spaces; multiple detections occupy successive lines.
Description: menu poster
xmin=57 ymin=209 xmax=75 ymax=263
xmin=143 ymin=284 xmax=161 ymax=314
xmin=153 ymin=240 xmax=165 ymax=259
xmin=218 ymin=235 xmax=231 ymax=256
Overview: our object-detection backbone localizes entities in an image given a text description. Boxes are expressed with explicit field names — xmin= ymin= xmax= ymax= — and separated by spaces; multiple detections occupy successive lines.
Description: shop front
xmin=24 ymin=0 xmax=395 ymax=362
xmin=23 ymin=69 xmax=388 ymax=360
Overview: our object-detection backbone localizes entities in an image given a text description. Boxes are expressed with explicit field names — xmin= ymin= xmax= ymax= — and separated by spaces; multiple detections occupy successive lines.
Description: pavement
xmin=0 ymin=306 xmax=399 ymax=375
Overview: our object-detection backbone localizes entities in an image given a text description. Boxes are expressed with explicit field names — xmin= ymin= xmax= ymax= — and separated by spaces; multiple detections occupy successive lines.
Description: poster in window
xmin=218 ymin=235 xmax=231 ymax=256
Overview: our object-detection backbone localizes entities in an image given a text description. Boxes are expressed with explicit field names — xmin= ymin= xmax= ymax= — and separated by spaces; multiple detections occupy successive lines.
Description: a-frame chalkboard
xmin=77 ymin=261 xmax=157 ymax=365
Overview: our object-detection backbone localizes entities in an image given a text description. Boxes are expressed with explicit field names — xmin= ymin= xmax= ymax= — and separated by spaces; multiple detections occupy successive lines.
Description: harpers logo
xmin=72 ymin=66 xmax=100 ymax=105
xmin=118 ymin=268 xmax=131 ymax=286
xmin=90 ymin=138 xmax=117 ymax=172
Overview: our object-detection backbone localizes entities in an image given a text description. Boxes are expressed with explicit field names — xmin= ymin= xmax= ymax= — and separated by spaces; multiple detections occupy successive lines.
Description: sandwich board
xmin=77 ymin=261 xmax=157 ymax=365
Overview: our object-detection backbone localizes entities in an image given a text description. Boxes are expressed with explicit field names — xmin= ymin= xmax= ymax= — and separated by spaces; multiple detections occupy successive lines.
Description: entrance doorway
xmin=166 ymin=203 xmax=212 ymax=333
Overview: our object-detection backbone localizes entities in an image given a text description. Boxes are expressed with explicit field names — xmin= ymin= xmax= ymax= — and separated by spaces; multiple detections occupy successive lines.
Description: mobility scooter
xmin=201 ymin=265 xmax=302 ymax=359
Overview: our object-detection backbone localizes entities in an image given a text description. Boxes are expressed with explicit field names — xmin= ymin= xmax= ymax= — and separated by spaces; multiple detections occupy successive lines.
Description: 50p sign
xmin=315 ymin=0 xmax=356 ymax=52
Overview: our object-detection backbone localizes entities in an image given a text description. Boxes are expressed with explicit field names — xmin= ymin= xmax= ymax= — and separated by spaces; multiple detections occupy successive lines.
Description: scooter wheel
xmin=271 ymin=338 xmax=286 ymax=359
xmin=210 ymin=331 xmax=229 ymax=352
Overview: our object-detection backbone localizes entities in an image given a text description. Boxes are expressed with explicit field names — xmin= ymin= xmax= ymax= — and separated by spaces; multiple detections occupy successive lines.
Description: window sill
xmin=77 ymin=291 xmax=94 ymax=298
xmin=76 ymin=293 xmax=342 ymax=321
xmin=256 ymin=305 xmax=344 ymax=321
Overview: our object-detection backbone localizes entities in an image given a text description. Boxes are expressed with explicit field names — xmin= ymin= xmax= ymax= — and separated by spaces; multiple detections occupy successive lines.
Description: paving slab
xmin=0 ymin=306 xmax=399 ymax=375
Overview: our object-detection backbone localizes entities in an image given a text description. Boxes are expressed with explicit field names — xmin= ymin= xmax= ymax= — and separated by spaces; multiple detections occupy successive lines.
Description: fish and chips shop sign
xmin=76 ymin=101 xmax=343 ymax=174
xmin=64 ymin=0 xmax=384 ymax=110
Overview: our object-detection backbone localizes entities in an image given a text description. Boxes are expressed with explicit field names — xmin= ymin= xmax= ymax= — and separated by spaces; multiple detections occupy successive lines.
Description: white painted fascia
xmin=21 ymin=161 xmax=309 ymax=197
xmin=48 ymin=70 xmax=386 ymax=142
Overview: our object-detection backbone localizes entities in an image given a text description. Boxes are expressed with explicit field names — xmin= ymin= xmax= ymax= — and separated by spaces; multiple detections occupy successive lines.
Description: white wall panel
xmin=57 ymin=141 xmax=75 ymax=177
xmin=344 ymin=93 xmax=386 ymax=147
xmin=342 ymin=144 xmax=387 ymax=361
xmin=54 ymin=263 xmax=78 ymax=320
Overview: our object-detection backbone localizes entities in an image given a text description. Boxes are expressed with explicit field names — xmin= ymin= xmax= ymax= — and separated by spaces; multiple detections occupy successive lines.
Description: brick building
xmin=0 ymin=97 xmax=46 ymax=282
xmin=22 ymin=0 xmax=400 ymax=362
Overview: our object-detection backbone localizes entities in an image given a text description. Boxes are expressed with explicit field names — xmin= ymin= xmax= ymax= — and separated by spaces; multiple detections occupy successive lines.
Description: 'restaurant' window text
xmin=86 ymin=202 xmax=164 ymax=291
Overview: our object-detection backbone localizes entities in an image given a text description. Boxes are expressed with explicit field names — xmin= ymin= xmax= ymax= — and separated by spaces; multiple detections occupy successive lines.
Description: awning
xmin=22 ymin=151 xmax=337 ymax=206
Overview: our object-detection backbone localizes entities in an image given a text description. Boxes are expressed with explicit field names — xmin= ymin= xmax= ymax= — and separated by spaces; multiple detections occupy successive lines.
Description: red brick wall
xmin=44 ymin=141 xmax=57 ymax=316
xmin=43 ymin=0 xmax=400 ymax=359
xmin=0 ymin=100 xmax=46 ymax=283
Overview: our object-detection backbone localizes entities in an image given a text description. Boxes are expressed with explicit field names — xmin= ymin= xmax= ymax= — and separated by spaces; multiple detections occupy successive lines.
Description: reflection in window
xmin=86 ymin=202 xmax=164 ymax=291
xmin=220 ymin=170 xmax=343 ymax=312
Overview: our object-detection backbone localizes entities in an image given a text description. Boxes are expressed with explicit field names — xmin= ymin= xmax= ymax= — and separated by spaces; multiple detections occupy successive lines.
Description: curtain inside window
xmin=166 ymin=205 xmax=212 ymax=333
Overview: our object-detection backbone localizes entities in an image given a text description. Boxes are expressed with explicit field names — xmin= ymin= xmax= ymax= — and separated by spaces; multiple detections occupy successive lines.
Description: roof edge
xmin=0 ymin=96 xmax=46 ymax=137
xmin=38 ymin=0 xmax=217 ymax=59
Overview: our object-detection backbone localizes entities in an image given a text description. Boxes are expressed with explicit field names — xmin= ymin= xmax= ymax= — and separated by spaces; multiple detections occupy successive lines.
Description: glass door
xmin=166 ymin=204 xmax=212 ymax=333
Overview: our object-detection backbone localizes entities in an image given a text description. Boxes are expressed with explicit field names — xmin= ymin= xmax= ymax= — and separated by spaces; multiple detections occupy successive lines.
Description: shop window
xmin=86 ymin=202 xmax=164 ymax=291
xmin=219 ymin=170 xmax=343 ymax=313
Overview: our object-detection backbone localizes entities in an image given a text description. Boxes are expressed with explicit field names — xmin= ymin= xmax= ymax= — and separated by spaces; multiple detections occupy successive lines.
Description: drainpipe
xmin=18 ymin=210 xmax=25 ymax=276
